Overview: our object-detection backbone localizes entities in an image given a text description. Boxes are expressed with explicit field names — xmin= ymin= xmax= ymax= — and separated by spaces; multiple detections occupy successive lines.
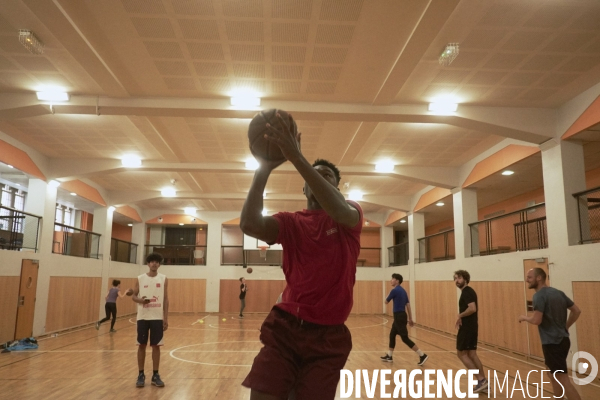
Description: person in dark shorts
xmin=380 ymin=273 xmax=428 ymax=365
xmin=454 ymin=270 xmax=487 ymax=393
xmin=96 ymin=279 xmax=129 ymax=332
xmin=519 ymin=268 xmax=582 ymax=400
xmin=240 ymin=113 xmax=362 ymax=400
xmin=131 ymin=252 xmax=169 ymax=389
xmin=239 ymin=277 xmax=247 ymax=318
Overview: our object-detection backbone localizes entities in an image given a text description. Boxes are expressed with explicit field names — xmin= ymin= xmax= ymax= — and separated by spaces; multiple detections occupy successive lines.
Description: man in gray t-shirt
xmin=519 ymin=268 xmax=582 ymax=400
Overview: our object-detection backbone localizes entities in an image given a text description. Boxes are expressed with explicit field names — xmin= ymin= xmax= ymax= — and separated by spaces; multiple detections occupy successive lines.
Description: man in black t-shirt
xmin=239 ymin=277 xmax=247 ymax=318
xmin=454 ymin=270 xmax=487 ymax=393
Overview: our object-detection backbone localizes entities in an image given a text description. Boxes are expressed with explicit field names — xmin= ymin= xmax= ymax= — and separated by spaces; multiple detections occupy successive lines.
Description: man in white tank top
xmin=132 ymin=252 xmax=169 ymax=388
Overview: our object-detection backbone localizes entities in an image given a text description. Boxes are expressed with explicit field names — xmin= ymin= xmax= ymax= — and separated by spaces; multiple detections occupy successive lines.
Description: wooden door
xmin=14 ymin=259 xmax=39 ymax=339
xmin=523 ymin=258 xmax=549 ymax=360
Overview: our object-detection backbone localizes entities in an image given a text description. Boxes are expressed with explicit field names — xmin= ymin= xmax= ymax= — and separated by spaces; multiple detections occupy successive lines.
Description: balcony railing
xmin=53 ymin=223 xmax=101 ymax=259
xmin=144 ymin=245 xmax=206 ymax=265
xmin=417 ymin=230 xmax=455 ymax=263
xmin=574 ymin=186 xmax=600 ymax=244
xmin=110 ymin=238 xmax=138 ymax=264
xmin=0 ymin=205 xmax=41 ymax=252
xmin=388 ymin=242 xmax=409 ymax=266
xmin=244 ymin=248 xmax=282 ymax=266
xmin=469 ymin=203 xmax=547 ymax=257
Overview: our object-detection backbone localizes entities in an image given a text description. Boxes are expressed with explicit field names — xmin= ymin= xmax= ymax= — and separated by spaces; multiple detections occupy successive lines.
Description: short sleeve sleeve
xmin=562 ymin=292 xmax=574 ymax=308
xmin=532 ymin=292 xmax=545 ymax=313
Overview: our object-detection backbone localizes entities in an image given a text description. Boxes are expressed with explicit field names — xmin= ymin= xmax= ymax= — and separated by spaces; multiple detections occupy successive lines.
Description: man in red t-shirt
xmin=240 ymin=113 xmax=362 ymax=400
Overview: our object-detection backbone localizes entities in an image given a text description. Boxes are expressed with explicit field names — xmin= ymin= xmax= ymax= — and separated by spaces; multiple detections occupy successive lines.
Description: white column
xmin=453 ymin=188 xmax=478 ymax=259
xmin=25 ymin=179 xmax=58 ymax=335
xmin=380 ymin=225 xmax=394 ymax=268
xmin=131 ymin=222 xmax=146 ymax=265
xmin=93 ymin=206 xmax=114 ymax=317
xmin=541 ymin=140 xmax=586 ymax=247
xmin=408 ymin=212 xmax=424 ymax=322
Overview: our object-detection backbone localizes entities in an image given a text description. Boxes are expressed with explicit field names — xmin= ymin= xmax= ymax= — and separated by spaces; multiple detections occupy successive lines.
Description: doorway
xmin=523 ymin=258 xmax=549 ymax=360
xmin=14 ymin=259 xmax=39 ymax=339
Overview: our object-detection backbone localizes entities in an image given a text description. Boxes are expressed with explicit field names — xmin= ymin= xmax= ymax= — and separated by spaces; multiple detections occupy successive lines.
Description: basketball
xmin=247 ymin=267 xmax=253 ymax=274
xmin=126 ymin=288 xmax=133 ymax=296
xmin=248 ymin=109 xmax=297 ymax=162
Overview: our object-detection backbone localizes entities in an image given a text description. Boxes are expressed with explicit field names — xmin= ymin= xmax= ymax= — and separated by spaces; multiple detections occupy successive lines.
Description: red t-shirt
xmin=272 ymin=200 xmax=363 ymax=325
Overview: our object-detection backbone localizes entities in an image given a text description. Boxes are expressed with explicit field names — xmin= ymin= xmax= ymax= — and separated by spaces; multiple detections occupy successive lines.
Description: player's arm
xmin=519 ymin=311 xmax=543 ymax=325
xmin=566 ymin=303 xmax=581 ymax=330
xmin=385 ymin=291 xmax=393 ymax=305
xmin=163 ymin=278 xmax=169 ymax=331
xmin=406 ymin=303 xmax=414 ymax=326
xmin=458 ymin=302 xmax=477 ymax=318
xmin=132 ymin=280 xmax=147 ymax=304
xmin=266 ymin=114 xmax=358 ymax=228
xmin=240 ymin=166 xmax=280 ymax=244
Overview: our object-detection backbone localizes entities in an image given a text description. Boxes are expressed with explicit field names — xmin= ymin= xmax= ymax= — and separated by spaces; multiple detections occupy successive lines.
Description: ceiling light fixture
xmin=375 ymin=160 xmax=395 ymax=173
xmin=7 ymin=165 xmax=14 ymax=169
xmin=439 ymin=43 xmax=459 ymax=67
xmin=230 ymin=88 xmax=261 ymax=109
xmin=400 ymin=219 xmax=406 ymax=223
xmin=48 ymin=180 xmax=60 ymax=188
xmin=428 ymin=101 xmax=458 ymax=114
xmin=161 ymin=187 xmax=176 ymax=197
xmin=19 ymin=29 xmax=44 ymax=55
xmin=70 ymin=192 xmax=77 ymax=196
xmin=348 ymin=190 xmax=363 ymax=201
xmin=121 ymin=155 xmax=142 ymax=168
xmin=245 ymin=158 xmax=259 ymax=170
xmin=128 ymin=223 xmax=133 ymax=227
xmin=179 ymin=223 xmax=184 ymax=226
xmin=502 ymin=170 xmax=514 ymax=176
xmin=184 ymin=207 xmax=196 ymax=215
xmin=36 ymin=90 xmax=69 ymax=102
xmin=436 ymin=202 xmax=444 ymax=207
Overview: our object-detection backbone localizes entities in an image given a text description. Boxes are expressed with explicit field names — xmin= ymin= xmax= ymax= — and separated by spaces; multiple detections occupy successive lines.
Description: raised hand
xmin=265 ymin=113 xmax=302 ymax=162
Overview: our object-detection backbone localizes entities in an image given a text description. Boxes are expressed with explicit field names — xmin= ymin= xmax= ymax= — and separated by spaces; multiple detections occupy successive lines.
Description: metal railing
xmin=0 ymin=205 xmax=41 ymax=252
xmin=417 ymin=230 xmax=455 ymax=263
xmin=574 ymin=186 xmax=600 ymax=244
xmin=357 ymin=247 xmax=381 ymax=267
xmin=144 ymin=245 xmax=207 ymax=265
xmin=222 ymin=245 xmax=244 ymax=265
xmin=53 ymin=223 xmax=101 ymax=259
xmin=110 ymin=238 xmax=138 ymax=264
xmin=388 ymin=242 xmax=409 ymax=266
xmin=244 ymin=248 xmax=283 ymax=266
xmin=469 ymin=203 xmax=547 ymax=256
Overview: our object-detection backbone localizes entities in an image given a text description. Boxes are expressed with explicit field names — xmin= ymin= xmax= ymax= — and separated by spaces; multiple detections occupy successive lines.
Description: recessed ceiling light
xmin=400 ymin=220 xmax=406 ymax=223
xmin=429 ymin=102 xmax=458 ymax=114
xmin=7 ymin=164 xmax=14 ymax=168
xmin=121 ymin=155 xmax=142 ymax=168
xmin=502 ymin=170 xmax=514 ymax=176
xmin=127 ymin=223 xmax=133 ymax=227
xmin=348 ymin=190 xmax=363 ymax=201
xmin=48 ymin=180 xmax=60 ymax=188
xmin=19 ymin=29 xmax=44 ymax=54
xmin=161 ymin=187 xmax=176 ymax=197
xmin=184 ymin=207 xmax=196 ymax=215
xmin=375 ymin=160 xmax=395 ymax=173
xmin=36 ymin=91 xmax=69 ymax=102
xmin=245 ymin=158 xmax=259 ymax=170
xmin=179 ymin=223 xmax=184 ymax=226
xmin=439 ymin=43 xmax=459 ymax=66
xmin=436 ymin=202 xmax=444 ymax=207
xmin=70 ymin=192 xmax=77 ymax=196
xmin=230 ymin=88 xmax=261 ymax=108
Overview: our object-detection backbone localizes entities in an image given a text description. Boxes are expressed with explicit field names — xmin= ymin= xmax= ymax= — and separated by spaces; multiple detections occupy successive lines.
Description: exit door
xmin=14 ymin=259 xmax=39 ymax=339
xmin=523 ymin=258 xmax=549 ymax=360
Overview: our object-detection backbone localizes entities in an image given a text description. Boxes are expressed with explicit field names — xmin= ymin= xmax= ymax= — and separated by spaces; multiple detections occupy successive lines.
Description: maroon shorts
xmin=242 ymin=307 xmax=352 ymax=399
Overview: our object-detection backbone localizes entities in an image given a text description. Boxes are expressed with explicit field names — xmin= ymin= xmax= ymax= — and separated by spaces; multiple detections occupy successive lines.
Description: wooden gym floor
xmin=0 ymin=313 xmax=597 ymax=399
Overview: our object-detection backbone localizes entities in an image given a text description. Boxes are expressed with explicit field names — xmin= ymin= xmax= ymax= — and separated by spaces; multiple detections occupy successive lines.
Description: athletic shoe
xmin=136 ymin=373 xmax=145 ymax=388
xmin=380 ymin=354 xmax=393 ymax=362
xmin=152 ymin=373 xmax=165 ymax=387
xmin=474 ymin=378 xmax=488 ymax=393
xmin=239 ymin=314 xmax=244 ymax=318
xmin=95 ymin=322 xmax=99 ymax=330
xmin=418 ymin=354 xmax=429 ymax=366
xmin=110 ymin=329 xmax=117 ymax=333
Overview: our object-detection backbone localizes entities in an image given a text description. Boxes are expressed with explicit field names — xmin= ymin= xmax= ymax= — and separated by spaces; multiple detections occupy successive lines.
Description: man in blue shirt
xmin=380 ymin=273 xmax=428 ymax=365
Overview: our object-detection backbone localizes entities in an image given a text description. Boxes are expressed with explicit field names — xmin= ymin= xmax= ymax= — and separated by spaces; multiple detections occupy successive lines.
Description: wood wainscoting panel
xmin=415 ymin=281 xmax=457 ymax=334
xmin=46 ymin=277 xmax=102 ymax=332
xmin=351 ymin=280 xmax=383 ymax=314
xmin=219 ymin=279 xmax=286 ymax=313
xmin=0 ymin=276 xmax=19 ymax=343
xmin=573 ymin=282 xmax=600 ymax=363
xmin=469 ymin=281 xmax=529 ymax=354
xmin=168 ymin=279 xmax=206 ymax=312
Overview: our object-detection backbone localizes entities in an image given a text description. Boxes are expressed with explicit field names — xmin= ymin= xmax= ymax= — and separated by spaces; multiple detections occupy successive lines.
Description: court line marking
xmin=170 ymin=341 xmax=260 ymax=367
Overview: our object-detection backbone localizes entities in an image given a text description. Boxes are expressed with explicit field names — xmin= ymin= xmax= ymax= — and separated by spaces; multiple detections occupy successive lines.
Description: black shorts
xmin=137 ymin=320 xmax=164 ymax=346
xmin=542 ymin=337 xmax=570 ymax=374
xmin=456 ymin=325 xmax=478 ymax=351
